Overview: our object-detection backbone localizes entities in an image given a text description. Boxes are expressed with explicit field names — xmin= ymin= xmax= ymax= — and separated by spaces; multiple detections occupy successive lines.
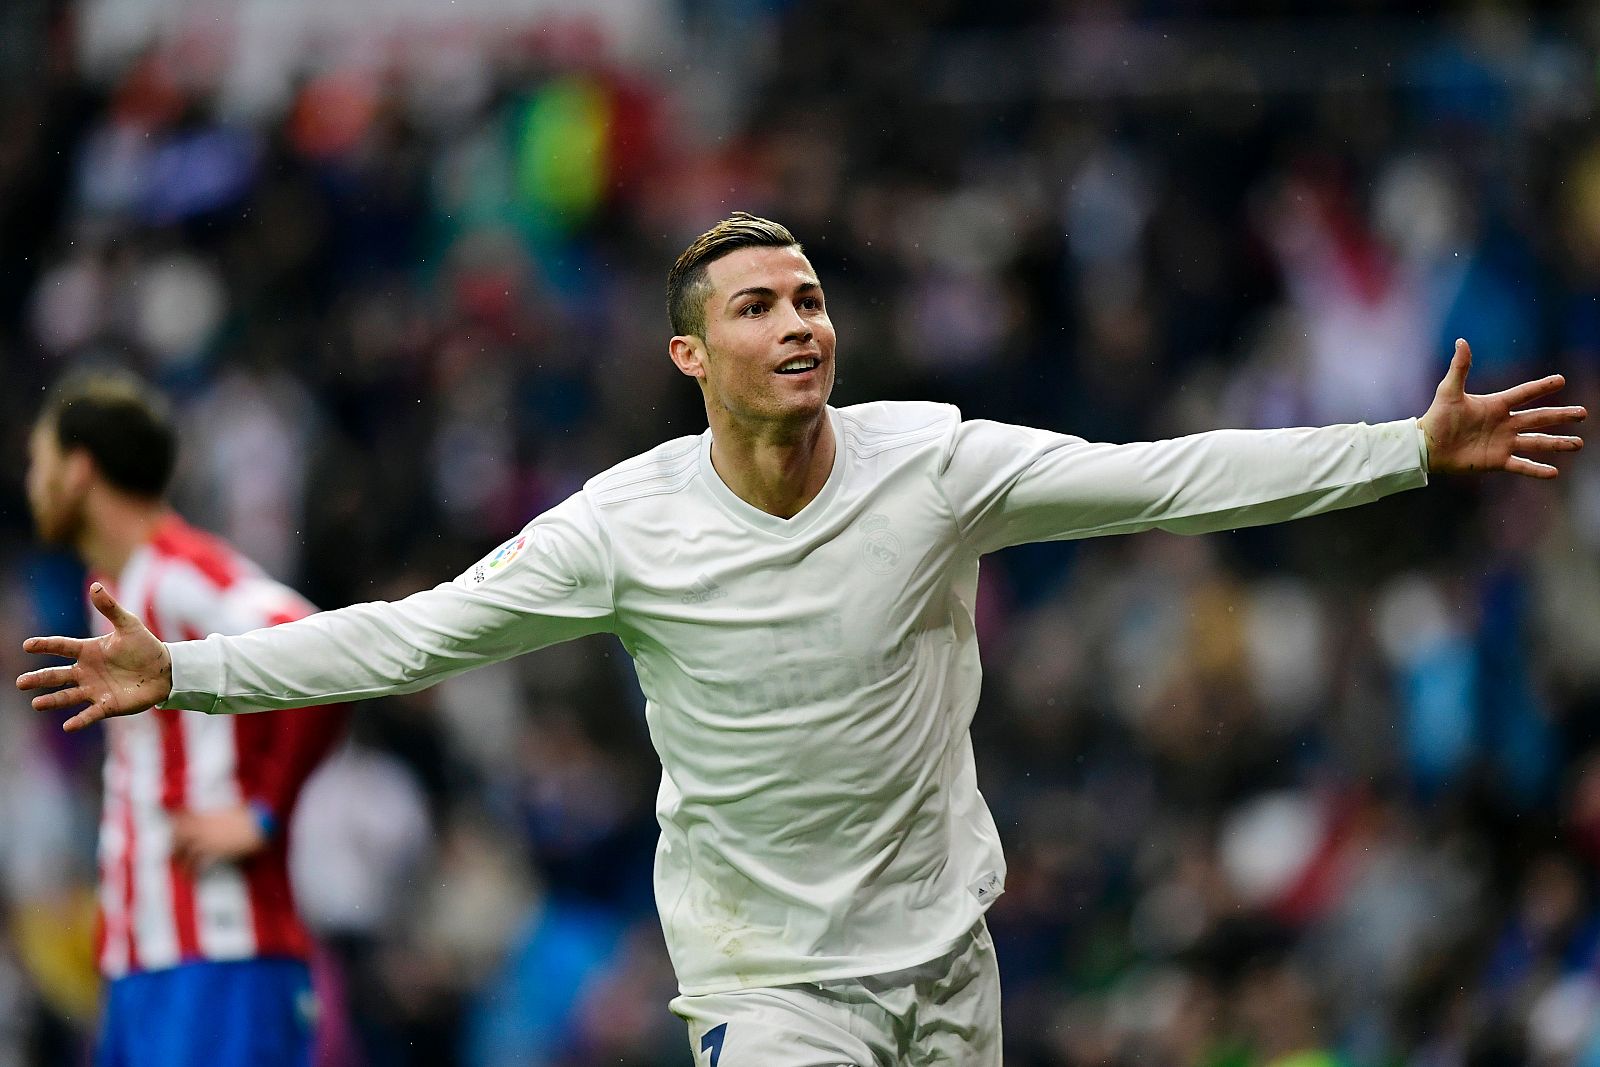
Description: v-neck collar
xmin=698 ymin=408 xmax=845 ymax=538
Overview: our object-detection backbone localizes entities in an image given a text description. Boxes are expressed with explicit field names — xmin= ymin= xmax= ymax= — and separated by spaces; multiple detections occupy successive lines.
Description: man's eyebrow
xmin=724 ymin=280 xmax=822 ymax=308
xmin=725 ymin=286 xmax=776 ymax=307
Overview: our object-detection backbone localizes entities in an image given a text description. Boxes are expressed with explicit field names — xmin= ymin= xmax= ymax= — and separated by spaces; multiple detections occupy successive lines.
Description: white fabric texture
xmin=166 ymin=401 xmax=1428 ymax=993
xmin=670 ymin=919 xmax=1002 ymax=1067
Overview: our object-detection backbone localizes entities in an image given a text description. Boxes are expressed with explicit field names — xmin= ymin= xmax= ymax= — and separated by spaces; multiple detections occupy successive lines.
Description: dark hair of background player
xmin=39 ymin=369 xmax=177 ymax=500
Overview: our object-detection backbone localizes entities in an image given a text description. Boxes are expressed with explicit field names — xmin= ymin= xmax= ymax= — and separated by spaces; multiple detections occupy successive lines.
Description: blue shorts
xmin=98 ymin=958 xmax=315 ymax=1067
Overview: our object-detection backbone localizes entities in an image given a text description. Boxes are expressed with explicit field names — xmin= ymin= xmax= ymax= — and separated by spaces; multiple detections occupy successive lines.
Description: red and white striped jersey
xmin=91 ymin=514 xmax=346 ymax=979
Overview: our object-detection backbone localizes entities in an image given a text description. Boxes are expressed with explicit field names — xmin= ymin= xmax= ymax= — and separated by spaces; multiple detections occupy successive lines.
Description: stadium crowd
xmin=4 ymin=1 xmax=1600 ymax=1064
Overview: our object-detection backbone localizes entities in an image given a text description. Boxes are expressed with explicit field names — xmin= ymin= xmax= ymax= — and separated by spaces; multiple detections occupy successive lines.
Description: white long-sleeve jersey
xmin=166 ymin=401 xmax=1428 ymax=994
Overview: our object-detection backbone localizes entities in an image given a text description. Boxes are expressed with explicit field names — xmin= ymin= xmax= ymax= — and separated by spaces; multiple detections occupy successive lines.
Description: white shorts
xmin=670 ymin=921 xmax=1001 ymax=1067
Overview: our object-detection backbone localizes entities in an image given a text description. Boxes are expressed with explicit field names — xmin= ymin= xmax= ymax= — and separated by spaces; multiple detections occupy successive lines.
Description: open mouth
xmin=776 ymin=356 xmax=820 ymax=375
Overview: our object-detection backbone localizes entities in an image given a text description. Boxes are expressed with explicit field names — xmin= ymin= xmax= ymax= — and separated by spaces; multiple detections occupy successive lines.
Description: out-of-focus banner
xmin=77 ymin=0 xmax=678 ymax=114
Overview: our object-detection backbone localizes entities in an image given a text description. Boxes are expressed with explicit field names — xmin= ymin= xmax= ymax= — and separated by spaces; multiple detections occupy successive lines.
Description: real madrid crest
xmin=860 ymin=513 xmax=901 ymax=574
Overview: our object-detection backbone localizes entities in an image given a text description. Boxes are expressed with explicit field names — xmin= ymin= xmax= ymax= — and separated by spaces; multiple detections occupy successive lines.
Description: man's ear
xmin=669 ymin=335 xmax=707 ymax=380
xmin=62 ymin=447 xmax=96 ymax=495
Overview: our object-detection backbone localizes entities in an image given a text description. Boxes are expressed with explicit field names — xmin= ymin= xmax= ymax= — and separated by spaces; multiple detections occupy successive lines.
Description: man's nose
xmin=780 ymin=303 xmax=813 ymax=343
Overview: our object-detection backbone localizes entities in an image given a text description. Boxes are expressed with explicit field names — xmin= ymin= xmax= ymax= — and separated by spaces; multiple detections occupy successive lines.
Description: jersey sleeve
xmin=151 ymin=556 xmax=349 ymax=822
xmin=936 ymin=417 xmax=1430 ymax=556
xmin=165 ymin=492 xmax=616 ymax=716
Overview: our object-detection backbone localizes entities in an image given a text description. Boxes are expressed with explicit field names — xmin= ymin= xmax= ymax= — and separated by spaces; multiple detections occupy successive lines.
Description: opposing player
xmin=21 ymin=372 xmax=347 ymax=1067
xmin=19 ymin=216 xmax=1586 ymax=1065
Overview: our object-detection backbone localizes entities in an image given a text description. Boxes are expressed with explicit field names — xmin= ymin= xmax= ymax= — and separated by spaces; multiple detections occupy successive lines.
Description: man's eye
xmin=801 ymin=297 xmax=822 ymax=310
xmin=741 ymin=303 xmax=766 ymax=316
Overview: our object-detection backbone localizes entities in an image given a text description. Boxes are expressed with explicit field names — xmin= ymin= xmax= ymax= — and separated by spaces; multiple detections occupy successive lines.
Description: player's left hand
xmin=1420 ymin=339 xmax=1586 ymax=478
xmin=171 ymin=806 xmax=267 ymax=870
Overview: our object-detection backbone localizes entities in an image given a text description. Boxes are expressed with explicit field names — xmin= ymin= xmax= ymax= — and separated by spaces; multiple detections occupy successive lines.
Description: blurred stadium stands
xmin=4 ymin=1 xmax=1600 ymax=1064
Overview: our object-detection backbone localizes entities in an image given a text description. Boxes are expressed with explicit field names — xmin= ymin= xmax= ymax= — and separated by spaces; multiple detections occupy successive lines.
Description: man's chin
xmin=776 ymin=376 xmax=832 ymax=415
xmin=714 ymin=384 xmax=831 ymax=433
xmin=771 ymin=395 xmax=828 ymax=426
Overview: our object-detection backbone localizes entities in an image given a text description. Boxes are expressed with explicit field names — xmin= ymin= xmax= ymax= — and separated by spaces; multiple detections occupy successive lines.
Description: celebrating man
xmin=20 ymin=215 xmax=1584 ymax=1065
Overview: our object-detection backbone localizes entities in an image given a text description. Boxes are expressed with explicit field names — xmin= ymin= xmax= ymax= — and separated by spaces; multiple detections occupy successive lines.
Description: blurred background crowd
xmin=3 ymin=0 xmax=1600 ymax=1064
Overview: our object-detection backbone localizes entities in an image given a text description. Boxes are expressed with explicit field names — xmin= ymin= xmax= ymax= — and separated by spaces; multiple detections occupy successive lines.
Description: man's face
xmin=674 ymin=245 xmax=837 ymax=429
xmin=25 ymin=421 xmax=87 ymax=545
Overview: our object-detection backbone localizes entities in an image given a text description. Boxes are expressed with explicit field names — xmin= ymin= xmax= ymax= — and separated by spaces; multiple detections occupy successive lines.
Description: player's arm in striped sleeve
xmin=211 ymin=585 xmax=350 ymax=832
xmin=153 ymin=565 xmax=350 ymax=861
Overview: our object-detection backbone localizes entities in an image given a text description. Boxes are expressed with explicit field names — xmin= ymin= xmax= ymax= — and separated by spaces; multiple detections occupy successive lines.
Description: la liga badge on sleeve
xmin=487 ymin=534 xmax=528 ymax=570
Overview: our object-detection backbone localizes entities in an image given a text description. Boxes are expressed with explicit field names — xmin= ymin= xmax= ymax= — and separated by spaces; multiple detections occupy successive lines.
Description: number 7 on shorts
xmin=701 ymin=1022 xmax=727 ymax=1066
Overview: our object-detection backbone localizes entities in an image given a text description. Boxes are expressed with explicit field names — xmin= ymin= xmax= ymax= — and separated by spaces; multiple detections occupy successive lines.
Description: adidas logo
xmin=680 ymin=575 xmax=728 ymax=604
xmin=969 ymin=870 xmax=1004 ymax=903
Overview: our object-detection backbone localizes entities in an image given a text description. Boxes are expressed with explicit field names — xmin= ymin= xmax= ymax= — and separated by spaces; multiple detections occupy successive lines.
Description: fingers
xmin=1506 ymin=456 xmax=1560 ymax=479
xmin=1498 ymin=374 xmax=1568 ymax=409
xmin=1504 ymin=425 xmax=1579 ymax=478
xmin=90 ymin=583 xmax=142 ymax=632
xmin=19 ymin=656 xmax=108 ymax=726
xmin=170 ymin=817 xmax=198 ymax=869
xmin=30 ymin=686 xmax=91 ymax=711
xmin=62 ymin=703 xmax=109 ymax=733
xmin=1511 ymin=405 xmax=1587 ymax=431
xmin=1438 ymin=338 xmax=1473 ymax=397
xmin=1514 ymin=432 xmax=1584 ymax=454
xmin=17 ymin=665 xmax=76 ymax=691
xmin=20 ymin=635 xmax=84 ymax=660
xmin=169 ymin=818 xmax=224 ymax=871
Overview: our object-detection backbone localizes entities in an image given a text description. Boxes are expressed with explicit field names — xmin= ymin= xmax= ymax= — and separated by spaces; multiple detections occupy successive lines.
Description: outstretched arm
xmin=17 ymin=582 xmax=172 ymax=731
xmin=1418 ymin=339 xmax=1584 ymax=477
xmin=940 ymin=339 xmax=1585 ymax=555
xmin=18 ymin=494 xmax=615 ymax=732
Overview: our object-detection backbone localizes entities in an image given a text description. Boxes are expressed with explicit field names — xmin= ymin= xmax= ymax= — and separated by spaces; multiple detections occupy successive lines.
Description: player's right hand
xmin=15 ymin=583 xmax=173 ymax=732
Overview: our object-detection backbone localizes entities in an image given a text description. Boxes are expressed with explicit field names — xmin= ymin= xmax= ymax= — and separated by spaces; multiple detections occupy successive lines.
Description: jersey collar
xmin=698 ymin=407 xmax=845 ymax=538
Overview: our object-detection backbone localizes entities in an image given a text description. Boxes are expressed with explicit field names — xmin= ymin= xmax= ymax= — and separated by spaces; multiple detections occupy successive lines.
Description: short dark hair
xmin=40 ymin=369 xmax=177 ymax=499
xmin=667 ymin=212 xmax=801 ymax=338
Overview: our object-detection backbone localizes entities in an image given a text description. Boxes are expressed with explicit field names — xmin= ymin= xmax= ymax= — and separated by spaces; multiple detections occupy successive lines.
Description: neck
xmin=706 ymin=407 xmax=835 ymax=519
xmin=76 ymin=492 xmax=171 ymax=580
